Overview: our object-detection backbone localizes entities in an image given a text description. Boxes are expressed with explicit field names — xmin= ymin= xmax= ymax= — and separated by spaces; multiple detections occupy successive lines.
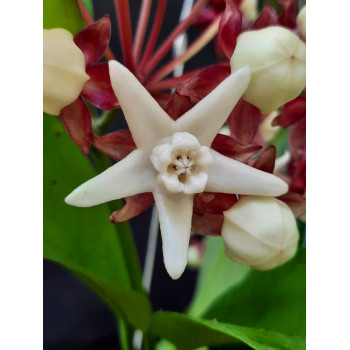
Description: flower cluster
xmin=44 ymin=0 xmax=306 ymax=279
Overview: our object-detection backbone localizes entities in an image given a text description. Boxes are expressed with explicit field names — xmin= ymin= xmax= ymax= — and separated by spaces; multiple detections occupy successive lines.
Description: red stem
xmin=148 ymin=16 xmax=220 ymax=83
xmin=139 ymin=0 xmax=167 ymax=75
xmin=114 ymin=0 xmax=135 ymax=71
xmin=133 ymin=0 xmax=153 ymax=64
xmin=141 ymin=0 xmax=208 ymax=78
xmin=77 ymin=0 xmax=116 ymax=61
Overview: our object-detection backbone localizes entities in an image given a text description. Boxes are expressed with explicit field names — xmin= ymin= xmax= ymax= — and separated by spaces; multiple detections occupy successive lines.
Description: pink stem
xmin=139 ymin=0 xmax=167 ymax=75
xmin=114 ymin=0 xmax=135 ymax=71
xmin=133 ymin=0 xmax=153 ymax=64
xmin=141 ymin=0 xmax=208 ymax=78
xmin=147 ymin=16 xmax=220 ymax=83
xmin=77 ymin=0 xmax=116 ymax=61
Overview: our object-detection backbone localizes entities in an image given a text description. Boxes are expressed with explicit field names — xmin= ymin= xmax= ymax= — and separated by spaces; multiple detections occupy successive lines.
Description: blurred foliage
xmin=188 ymin=237 xmax=250 ymax=317
xmin=43 ymin=0 xmax=84 ymax=34
xmin=203 ymin=249 xmax=306 ymax=337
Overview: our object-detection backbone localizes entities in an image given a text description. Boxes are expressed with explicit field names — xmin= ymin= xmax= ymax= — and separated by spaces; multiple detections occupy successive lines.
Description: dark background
xmin=44 ymin=1 xmax=217 ymax=349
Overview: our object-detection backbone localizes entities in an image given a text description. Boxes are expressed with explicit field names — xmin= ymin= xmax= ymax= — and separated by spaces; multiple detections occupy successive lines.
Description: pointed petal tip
xmin=164 ymin=257 xmax=187 ymax=280
xmin=64 ymin=190 xmax=80 ymax=207
xmin=64 ymin=187 xmax=92 ymax=208
xmin=273 ymin=177 xmax=289 ymax=196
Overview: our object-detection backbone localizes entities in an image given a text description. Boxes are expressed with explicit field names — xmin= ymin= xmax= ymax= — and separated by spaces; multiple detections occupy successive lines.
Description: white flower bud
xmin=230 ymin=26 xmax=306 ymax=114
xmin=239 ymin=0 xmax=258 ymax=22
xmin=297 ymin=5 xmax=306 ymax=41
xmin=43 ymin=28 xmax=89 ymax=116
xmin=222 ymin=196 xmax=299 ymax=270
xmin=187 ymin=244 xmax=203 ymax=269
xmin=258 ymin=110 xmax=281 ymax=143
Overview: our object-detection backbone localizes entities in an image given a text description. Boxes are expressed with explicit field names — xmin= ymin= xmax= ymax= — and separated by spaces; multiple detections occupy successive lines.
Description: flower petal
xmin=176 ymin=64 xmax=231 ymax=102
xmin=60 ymin=97 xmax=92 ymax=155
xmin=110 ymin=193 xmax=154 ymax=223
xmin=211 ymin=134 xmax=261 ymax=162
xmin=278 ymin=0 xmax=297 ymax=29
xmin=165 ymin=91 xmax=192 ymax=121
xmin=218 ymin=0 xmax=243 ymax=59
xmin=108 ymin=61 xmax=175 ymax=150
xmin=81 ymin=63 xmax=120 ymax=110
xmin=250 ymin=4 xmax=278 ymax=30
xmin=272 ymin=97 xmax=306 ymax=128
xmin=153 ymin=187 xmax=193 ymax=279
xmin=253 ymin=145 xmax=276 ymax=173
xmin=227 ymin=98 xmax=262 ymax=145
xmin=74 ymin=15 xmax=112 ymax=66
xmin=175 ymin=66 xmax=251 ymax=146
xmin=92 ymin=130 xmax=136 ymax=161
xmin=65 ymin=149 xmax=156 ymax=207
xmin=205 ymin=150 xmax=288 ymax=196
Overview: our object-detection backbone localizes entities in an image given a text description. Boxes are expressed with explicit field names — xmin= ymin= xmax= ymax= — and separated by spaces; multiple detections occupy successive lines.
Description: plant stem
xmin=141 ymin=0 xmax=208 ymax=78
xmin=77 ymin=0 xmax=116 ymax=61
xmin=143 ymin=206 xmax=159 ymax=292
xmin=172 ymin=0 xmax=194 ymax=77
xmin=133 ymin=0 xmax=153 ymax=64
xmin=114 ymin=0 xmax=135 ymax=71
xmin=147 ymin=16 xmax=220 ymax=83
xmin=139 ymin=0 xmax=167 ymax=77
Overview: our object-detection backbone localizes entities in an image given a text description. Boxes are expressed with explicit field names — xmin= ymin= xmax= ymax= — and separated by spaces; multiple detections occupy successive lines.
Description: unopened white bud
xmin=187 ymin=244 xmax=203 ymax=269
xmin=297 ymin=5 xmax=306 ymax=41
xmin=230 ymin=26 xmax=306 ymax=114
xmin=258 ymin=110 xmax=280 ymax=143
xmin=43 ymin=28 xmax=89 ymax=116
xmin=239 ymin=0 xmax=258 ymax=22
xmin=222 ymin=196 xmax=299 ymax=270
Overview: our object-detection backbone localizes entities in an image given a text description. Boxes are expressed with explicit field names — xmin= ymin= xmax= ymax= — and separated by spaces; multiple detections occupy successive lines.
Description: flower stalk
xmin=133 ymin=0 xmax=153 ymax=64
xmin=114 ymin=0 xmax=135 ymax=71
xmin=141 ymin=0 xmax=209 ymax=77
xmin=148 ymin=16 xmax=220 ymax=83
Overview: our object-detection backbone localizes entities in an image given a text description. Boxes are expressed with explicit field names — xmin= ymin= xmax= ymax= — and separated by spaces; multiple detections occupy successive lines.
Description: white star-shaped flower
xmin=66 ymin=61 xmax=288 ymax=279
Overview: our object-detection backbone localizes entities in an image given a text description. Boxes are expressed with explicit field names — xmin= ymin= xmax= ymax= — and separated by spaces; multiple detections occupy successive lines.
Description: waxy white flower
xmin=66 ymin=61 xmax=288 ymax=279
xmin=230 ymin=26 xmax=306 ymax=114
xmin=222 ymin=196 xmax=299 ymax=270
xmin=43 ymin=28 xmax=89 ymax=116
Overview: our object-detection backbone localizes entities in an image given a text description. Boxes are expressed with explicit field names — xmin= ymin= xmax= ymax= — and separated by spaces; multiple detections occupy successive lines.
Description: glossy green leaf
xmin=151 ymin=312 xmax=305 ymax=350
xmin=188 ymin=237 xmax=250 ymax=317
xmin=43 ymin=0 xmax=84 ymax=34
xmin=203 ymin=249 xmax=306 ymax=337
xmin=43 ymin=116 xmax=151 ymax=330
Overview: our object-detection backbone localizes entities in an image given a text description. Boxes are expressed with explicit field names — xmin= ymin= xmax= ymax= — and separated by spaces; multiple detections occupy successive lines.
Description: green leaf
xmin=188 ymin=237 xmax=250 ymax=317
xmin=151 ymin=312 xmax=305 ymax=350
xmin=43 ymin=116 xmax=151 ymax=330
xmin=43 ymin=0 xmax=84 ymax=34
xmin=203 ymin=249 xmax=306 ymax=337
xmin=269 ymin=127 xmax=289 ymax=158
